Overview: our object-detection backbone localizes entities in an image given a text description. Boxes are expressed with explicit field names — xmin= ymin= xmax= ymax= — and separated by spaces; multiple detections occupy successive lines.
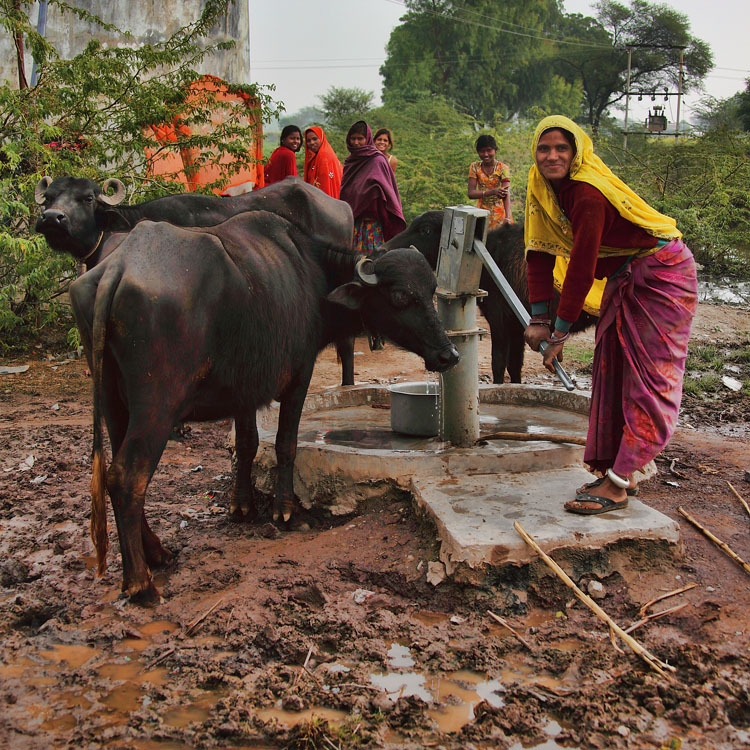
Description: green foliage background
xmin=0 ymin=0 xmax=279 ymax=351
xmin=317 ymin=97 xmax=750 ymax=276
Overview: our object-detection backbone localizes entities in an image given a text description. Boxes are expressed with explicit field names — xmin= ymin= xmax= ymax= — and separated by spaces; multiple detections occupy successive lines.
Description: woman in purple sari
xmin=523 ymin=116 xmax=698 ymax=515
xmin=340 ymin=121 xmax=405 ymax=254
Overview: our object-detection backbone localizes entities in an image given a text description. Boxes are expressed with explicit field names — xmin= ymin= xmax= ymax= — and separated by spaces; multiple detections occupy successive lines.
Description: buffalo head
xmin=327 ymin=248 xmax=459 ymax=373
xmin=34 ymin=176 xmax=127 ymax=259
xmin=378 ymin=210 xmax=444 ymax=270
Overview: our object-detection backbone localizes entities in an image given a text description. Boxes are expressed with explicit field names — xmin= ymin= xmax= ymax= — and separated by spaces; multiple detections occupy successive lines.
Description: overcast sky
xmin=249 ymin=0 xmax=749 ymax=124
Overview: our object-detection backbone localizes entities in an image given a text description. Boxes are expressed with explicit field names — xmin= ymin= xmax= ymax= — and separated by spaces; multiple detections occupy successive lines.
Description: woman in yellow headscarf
xmin=524 ymin=116 xmax=697 ymax=515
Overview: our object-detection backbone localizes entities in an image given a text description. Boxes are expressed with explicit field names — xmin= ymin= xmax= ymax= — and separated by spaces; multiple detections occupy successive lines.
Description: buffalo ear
xmin=327 ymin=281 xmax=368 ymax=311
xmin=98 ymin=208 xmax=130 ymax=232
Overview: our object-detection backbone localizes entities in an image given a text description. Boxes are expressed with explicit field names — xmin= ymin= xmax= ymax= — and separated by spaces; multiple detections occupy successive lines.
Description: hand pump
xmin=436 ymin=206 xmax=575 ymax=447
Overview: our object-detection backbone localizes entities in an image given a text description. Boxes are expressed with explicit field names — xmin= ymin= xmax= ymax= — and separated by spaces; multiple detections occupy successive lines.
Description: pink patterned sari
xmin=584 ymin=239 xmax=698 ymax=476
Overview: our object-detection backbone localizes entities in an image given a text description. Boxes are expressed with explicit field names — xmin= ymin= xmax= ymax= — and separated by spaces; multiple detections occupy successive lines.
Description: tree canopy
xmin=380 ymin=0 xmax=570 ymax=121
xmin=318 ymin=86 xmax=374 ymax=131
xmin=380 ymin=0 xmax=712 ymax=130
xmin=553 ymin=0 xmax=713 ymax=131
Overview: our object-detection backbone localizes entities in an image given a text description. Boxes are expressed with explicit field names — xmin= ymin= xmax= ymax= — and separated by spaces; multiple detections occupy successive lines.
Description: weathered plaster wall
xmin=1 ymin=0 xmax=249 ymax=86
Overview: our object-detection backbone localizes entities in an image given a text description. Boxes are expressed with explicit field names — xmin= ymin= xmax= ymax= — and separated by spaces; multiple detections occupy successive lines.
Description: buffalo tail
xmin=89 ymin=262 xmax=123 ymax=577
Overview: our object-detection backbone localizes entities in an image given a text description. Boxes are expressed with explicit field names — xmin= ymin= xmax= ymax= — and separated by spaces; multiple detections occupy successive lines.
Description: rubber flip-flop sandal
xmin=578 ymin=476 xmax=638 ymax=497
xmin=565 ymin=491 xmax=629 ymax=516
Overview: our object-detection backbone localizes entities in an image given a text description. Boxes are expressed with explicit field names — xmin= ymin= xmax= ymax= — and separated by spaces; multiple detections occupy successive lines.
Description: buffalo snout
xmin=426 ymin=343 xmax=459 ymax=373
xmin=439 ymin=344 xmax=460 ymax=368
xmin=36 ymin=209 xmax=68 ymax=232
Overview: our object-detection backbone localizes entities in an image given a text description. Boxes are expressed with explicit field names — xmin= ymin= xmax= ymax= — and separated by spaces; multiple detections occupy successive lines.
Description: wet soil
xmin=1 ymin=303 xmax=749 ymax=749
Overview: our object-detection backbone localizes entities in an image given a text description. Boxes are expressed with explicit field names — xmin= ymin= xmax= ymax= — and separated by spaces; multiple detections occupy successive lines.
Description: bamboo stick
xmin=487 ymin=610 xmax=534 ymax=651
xmin=626 ymin=603 xmax=689 ymax=634
xmin=727 ymin=481 xmax=750 ymax=520
xmin=678 ymin=506 xmax=750 ymax=577
xmin=479 ymin=431 xmax=586 ymax=446
xmin=513 ymin=521 xmax=675 ymax=678
xmin=186 ymin=596 xmax=225 ymax=636
xmin=638 ymin=583 xmax=697 ymax=619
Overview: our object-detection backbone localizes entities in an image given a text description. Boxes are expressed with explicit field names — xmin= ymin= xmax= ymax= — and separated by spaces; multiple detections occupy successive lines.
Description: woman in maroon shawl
xmin=303 ymin=126 xmax=343 ymax=199
xmin=340 ymin=121 xmax=405 ymax=254
xmin=263 ymin=125 xmax=301 ymax=186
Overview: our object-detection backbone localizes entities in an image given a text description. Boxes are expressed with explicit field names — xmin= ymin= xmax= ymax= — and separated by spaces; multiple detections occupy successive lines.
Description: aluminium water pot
xmin=389 ymin=381 xmax=440 ymax=437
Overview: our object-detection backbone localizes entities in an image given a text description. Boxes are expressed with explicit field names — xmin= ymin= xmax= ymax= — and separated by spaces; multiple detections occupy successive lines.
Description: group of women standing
xmin=263 ymin=122 xmax=404 ymax=255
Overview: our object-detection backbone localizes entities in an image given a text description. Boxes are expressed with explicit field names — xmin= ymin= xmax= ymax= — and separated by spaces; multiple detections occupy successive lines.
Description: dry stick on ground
xmin=678 ymin=506 xmax=750 ymax=577
xmin=727 ymin=481 xmax=750 ymax=519
xmin=144 ymin=644 xmax=198 ymax=670
xmin=486 ymin=610 xmax=534 ymax=651
xmin=638 ymin=582 xmax=698 ymax=619
xmin=480 ymin=431 xmax=586 ymax=446
xmin=146 ymin=598 xmax=227 ymax=669
xmin=513 ymin=521 xmax=676 ymax=679
xmin=625 ymin=603 xmax=689 ymax=634
xmin=186 ymin=596 xmax=226 ymax=636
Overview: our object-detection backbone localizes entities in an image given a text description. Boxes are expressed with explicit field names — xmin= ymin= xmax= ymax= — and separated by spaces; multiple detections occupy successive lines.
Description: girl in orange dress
xmin=467 ymin=134 xmax=512 ymax=229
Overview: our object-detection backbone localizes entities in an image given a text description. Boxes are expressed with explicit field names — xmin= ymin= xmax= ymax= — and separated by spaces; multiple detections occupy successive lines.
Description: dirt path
xmin=1 ymin=304 xmax=749 ymax=749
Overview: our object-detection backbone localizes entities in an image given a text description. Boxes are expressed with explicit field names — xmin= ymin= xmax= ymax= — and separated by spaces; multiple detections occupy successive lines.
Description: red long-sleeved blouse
xmin=527 ymin=177 xmax=658 ymax=326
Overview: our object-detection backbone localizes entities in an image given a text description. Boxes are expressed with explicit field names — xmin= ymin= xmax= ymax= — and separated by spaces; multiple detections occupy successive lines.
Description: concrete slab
xmin=411 ymin=468 xmax=680 ymax=573
xmin=247 ymin=382 xmax=676 ymax=578
xmin=252 ymin=385 xmax=589 ymax=514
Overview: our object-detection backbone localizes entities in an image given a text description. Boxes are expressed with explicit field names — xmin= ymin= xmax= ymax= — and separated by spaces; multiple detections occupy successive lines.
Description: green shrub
xmin=0 ymin=1 xmax=279 ymax=351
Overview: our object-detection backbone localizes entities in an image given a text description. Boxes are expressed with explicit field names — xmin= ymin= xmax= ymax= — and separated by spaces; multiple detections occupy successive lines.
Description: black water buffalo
xmin=380 ymin=211 xmax=597 ymax=383
xmin=35 ymin=176 xmax=358 ymax=384
xmin=71 ymin=204 xmax=458 ymax=602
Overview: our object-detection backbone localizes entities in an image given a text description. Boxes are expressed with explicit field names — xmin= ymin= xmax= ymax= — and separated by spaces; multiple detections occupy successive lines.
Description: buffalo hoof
xmin=272 ymin=497 xmax=295 ymax=524
xmin=124 ymin=579 xmax=160 ymax=607
xmin=229 ymin=493 xmax=254 ymax=519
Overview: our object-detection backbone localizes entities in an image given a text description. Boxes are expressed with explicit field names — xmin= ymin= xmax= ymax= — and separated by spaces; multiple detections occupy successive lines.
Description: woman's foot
xmin=577 ymin=474 xmax=638 ymax=496
xmin=565 ymin=475 xmax=629 ymax=515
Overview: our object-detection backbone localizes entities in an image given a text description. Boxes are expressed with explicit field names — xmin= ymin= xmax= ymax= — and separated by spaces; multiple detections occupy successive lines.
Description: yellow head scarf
xmin=524 ymin=115 xmax=680 ymax=315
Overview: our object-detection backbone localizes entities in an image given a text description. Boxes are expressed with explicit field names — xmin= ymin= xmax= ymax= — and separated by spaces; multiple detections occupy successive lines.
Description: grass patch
xmin=687 ymin=344 xmax=724 ymax=372
xmin=565 ymin=343 xmax=595 ymax=367
xmin=683 ymin=373 xmax=723 ymax=397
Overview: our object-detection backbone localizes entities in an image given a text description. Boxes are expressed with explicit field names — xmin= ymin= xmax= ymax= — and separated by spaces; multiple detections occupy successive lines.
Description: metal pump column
xmin=436 ymin=207 xmax=488 ymax=447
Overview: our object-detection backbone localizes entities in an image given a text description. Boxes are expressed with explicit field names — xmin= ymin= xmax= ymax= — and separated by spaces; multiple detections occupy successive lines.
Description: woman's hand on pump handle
xmin=523 ymin=325 xmax=565 ymax=373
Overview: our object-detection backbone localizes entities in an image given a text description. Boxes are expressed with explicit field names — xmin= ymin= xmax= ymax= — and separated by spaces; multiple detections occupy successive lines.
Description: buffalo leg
xmin=101 ymin=378 xmax=171 ymax=570
xmin=106 ymin=427 xmax=172 ymax=603
xmin=230 ymin=412 xmax=259 ymax=518
xmin=490 ymin=334 xmax=510 ymax=384
xmin=140 ymin=511 xmax=172 ymax=568
xmin=505 ymin=321 xmax=526 ymax=384
xmin=273 ymin=365 xmax=314 ymax=522
xmin=337 ymin=337 xmax=355 ymax=386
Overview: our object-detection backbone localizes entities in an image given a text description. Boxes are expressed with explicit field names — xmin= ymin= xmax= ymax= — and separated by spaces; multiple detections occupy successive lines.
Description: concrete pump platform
xmin=252 ymin=383 xmax=680 ymax=578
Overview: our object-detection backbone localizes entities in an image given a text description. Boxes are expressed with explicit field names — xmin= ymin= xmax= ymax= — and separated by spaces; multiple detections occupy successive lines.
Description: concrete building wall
xmin=1 ymin=0 xmax=249 ymax=87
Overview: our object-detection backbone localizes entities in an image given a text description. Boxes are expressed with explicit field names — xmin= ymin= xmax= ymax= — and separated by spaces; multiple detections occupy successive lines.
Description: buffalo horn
xmin=34 ymin=176 xmax=52 ymax=205
xmin=355 ymin=256 xmax=378 ymax=286
xmin=98 ymin=178 xmax=126 ymax=206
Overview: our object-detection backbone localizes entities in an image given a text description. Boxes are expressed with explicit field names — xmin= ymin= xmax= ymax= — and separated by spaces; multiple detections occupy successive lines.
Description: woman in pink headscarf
xmin=340 ymin=120 xmax=405 ymax=255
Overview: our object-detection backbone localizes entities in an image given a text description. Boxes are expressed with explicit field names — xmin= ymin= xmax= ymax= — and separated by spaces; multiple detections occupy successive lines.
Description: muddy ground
xmin=1 ymin=303 xmax=749 ymax=750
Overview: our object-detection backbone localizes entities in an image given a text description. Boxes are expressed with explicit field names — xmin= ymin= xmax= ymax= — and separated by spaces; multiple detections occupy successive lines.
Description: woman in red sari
xmin=263 ymin=125 xmax=301 ymax=185
xmin=524 ymin=116 xmax=697 ymax=515
xmin=303 ymin=126 xmax=343 ymax=199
